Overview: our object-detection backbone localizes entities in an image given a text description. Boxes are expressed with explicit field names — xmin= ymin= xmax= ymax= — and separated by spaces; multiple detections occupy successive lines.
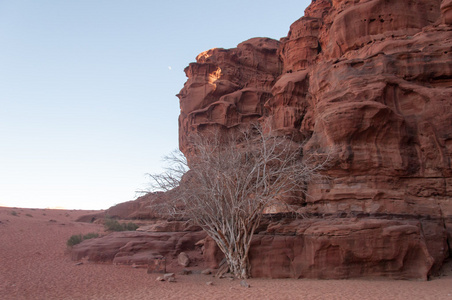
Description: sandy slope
xmin=0 ymin=206 xmax=451 ymax=300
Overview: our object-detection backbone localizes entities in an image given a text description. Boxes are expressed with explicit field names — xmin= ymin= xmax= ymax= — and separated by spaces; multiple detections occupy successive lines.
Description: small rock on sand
xmin=164 ymin=273 xmax=175 ymax=281
xmin=180 ymin=269 xmax=192 ymax=275
xmin=240 ymin=280 xmax=250 ymax=288
xmin=201 ymin=269 xmax=212 ymax=275
xmin=178 ymin=252 xmax=190 ymax=267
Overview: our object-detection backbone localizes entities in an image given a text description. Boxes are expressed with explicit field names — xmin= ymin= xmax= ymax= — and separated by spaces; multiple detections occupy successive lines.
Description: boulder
xmin=177 ymin=252 xmax=190 ymax=267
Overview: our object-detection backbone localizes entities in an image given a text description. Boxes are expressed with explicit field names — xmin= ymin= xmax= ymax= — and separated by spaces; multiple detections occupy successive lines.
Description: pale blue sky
xmin=0 ymin=0 xmax=311 ymax=209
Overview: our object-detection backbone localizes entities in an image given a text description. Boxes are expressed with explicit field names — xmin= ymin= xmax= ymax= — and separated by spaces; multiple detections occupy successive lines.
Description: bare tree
xmin=148 ymin=124 xmax=330 ymax=279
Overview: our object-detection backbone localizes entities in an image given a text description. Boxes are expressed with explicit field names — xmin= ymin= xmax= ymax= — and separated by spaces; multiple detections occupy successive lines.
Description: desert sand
xmin=0 ymin=206 xmax=451 ymax=300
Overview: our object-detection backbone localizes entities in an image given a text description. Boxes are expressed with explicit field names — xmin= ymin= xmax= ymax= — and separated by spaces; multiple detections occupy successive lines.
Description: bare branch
xmin=147 ymin=122 xmax=333 ymax=279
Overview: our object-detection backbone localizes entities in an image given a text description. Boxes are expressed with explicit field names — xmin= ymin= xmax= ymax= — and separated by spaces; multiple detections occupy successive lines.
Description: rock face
xmin=71 ymin=230 xmax=206 ymax=267
xmin=197 ymin=214 xmax=445 ymax=280
xmin=250 ymin=218 xmax=436 ymax=280
xmin=75 ymin=192 xmax=167 ymax=223
xmin=178 ymin=37 xmax=282 ymax=158
xmin=177 ymin=0 xmax=452 ymax=279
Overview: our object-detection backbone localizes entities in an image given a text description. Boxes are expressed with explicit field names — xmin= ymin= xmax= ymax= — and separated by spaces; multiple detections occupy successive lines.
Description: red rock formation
xmin=75 ymin=192 xmax=167 ymax=223
xmin=198 ymin=215 xmax=446 ymax=280
xmin=443 ymin=0 xmax=452 ymax=24
xmin=75 ymin=0 xmax=451 ymax=280
xmin=103 ymin=193 xmax=165 ymax=220
xmin=71 ymin=230 xmax=207 ymax=268
xmin=177 ymin=0 xmax=452 ymax=279
xmin=250 ymin=218 xmax=435 ymax=280
xmin=177 ymin=37 xmax=281 ymax=158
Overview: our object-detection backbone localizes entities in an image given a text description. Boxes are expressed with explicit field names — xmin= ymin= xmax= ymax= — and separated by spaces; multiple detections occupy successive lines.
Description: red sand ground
xmin=1 ymin=206 xmax=451 ymax=300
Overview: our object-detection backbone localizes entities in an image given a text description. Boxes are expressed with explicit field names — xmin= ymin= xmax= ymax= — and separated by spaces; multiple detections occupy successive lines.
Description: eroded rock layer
xmin=71 ymin=230 xmax=206 ymax=267
xmin=177 ymin=0 xmax=452 ymax=279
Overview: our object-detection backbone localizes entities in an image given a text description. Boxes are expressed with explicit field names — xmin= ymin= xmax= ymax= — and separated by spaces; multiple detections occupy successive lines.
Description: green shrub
xmin=104 ymin=217 xmax=123 ymax=231
xmin=25 ymin=213 xmax=33 ymax=217
xmin=124 ymin=222 xmax=139 ymax=231
xmin=10 ymin=211 xmax=18 ymax=216
xmin=83 ymin=232 xmax=99 ymax=240
xmin=67 ymin=234 xmax=83 ymax=247
xmin=67 ymin=232 xmax=99 ymax=247
xmin=104 ymin=217 xmax=138 ymax=232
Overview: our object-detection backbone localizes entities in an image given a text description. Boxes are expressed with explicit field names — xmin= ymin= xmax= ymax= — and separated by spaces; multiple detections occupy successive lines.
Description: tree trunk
xmin=204 ymin=217 xmax=261 ymax=279
xmin=225 ymin=250 xmax=250 ymax=279
xmin=206 ymin=228 xmax=253 ymax=279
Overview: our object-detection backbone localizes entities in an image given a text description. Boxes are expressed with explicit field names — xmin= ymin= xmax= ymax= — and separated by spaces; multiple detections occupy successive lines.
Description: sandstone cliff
xmin=74 ymin=0 xmax=452 ymax=280
xmin=176 ymin=0 xmax=452 ymax=279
